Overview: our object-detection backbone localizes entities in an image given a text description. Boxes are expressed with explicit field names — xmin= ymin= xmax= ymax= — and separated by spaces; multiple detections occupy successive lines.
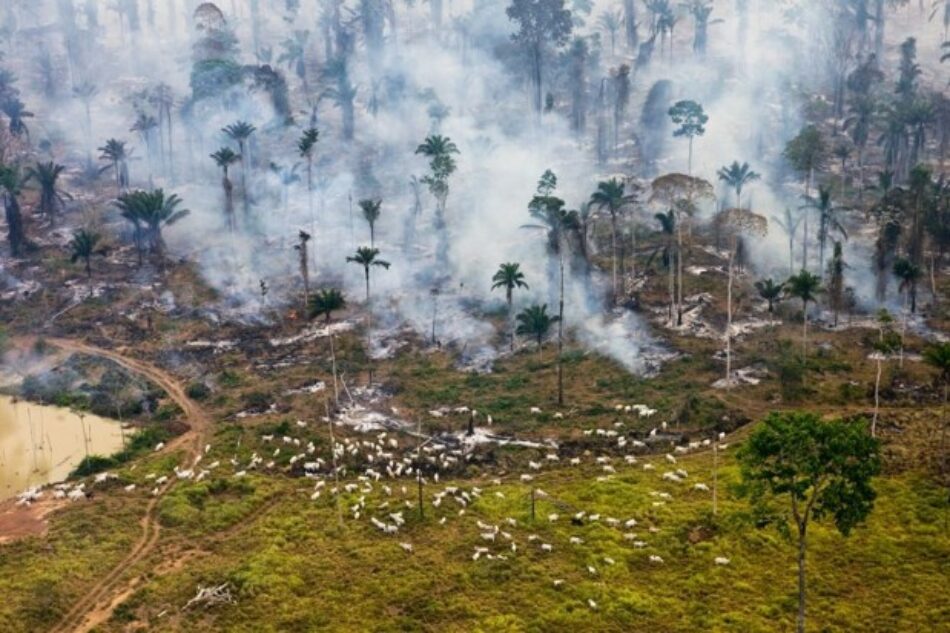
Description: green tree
xmin=668 ymin=99 xmax=708 ymax=175
xmin=210 ymin=147 xmax=240 ymax=232
xmin=893 ymin=256 xmax=921 ymax=314
xmin=25 ymin=161 xmax=71 ymax=225
xmin=786 ymin=270 xmax=822 ymax=364
xmin=515 ymin=303 xmax=560 ymax=360
xmin=492 ymin=262 xmax=530 ymax=350
xmin=804 ymin=187 xmax=847 ymax=276
xmin=298 ymin=127 xmax=319 ymax=228
xmin=652 ymin=209 xmax=676 ymax=323
xmin=590 ymin=177 xmax=640 ymax=301
xmin=98 ymin=138 xmax=130 ymax=195
xmin=115 ymin=189 xmax=189 ymax=267
xmin=716 ymin=160 xmax=759 ymax=210
xmin=826 ymin=241 xmax=847 ymax=327
xmin=69 ymin=229 xmax=107 ymax=278
xmin=309 ymin=288 xmax=346 ymax=323
xmin=0 ymin=163 xmax=28 ymax=256
xmin=738 ymin=411 xmax=881 ymax=633
xmin=359 ymin=198 xmax=382 ymax=247
xmin=784 ymin=126 xmax=828 ymax=269
xmin=222 ymin=121 xmax=256 ymax=218
xmin=754 ymin=278 xmax=784 ymax=327
xmin=347 ymin=246 xmax=390 ymax=302
xmin=295 ymin=230 xmax=311 ymax=310
xmin=506 ymin=0 xmax=573 ymax=115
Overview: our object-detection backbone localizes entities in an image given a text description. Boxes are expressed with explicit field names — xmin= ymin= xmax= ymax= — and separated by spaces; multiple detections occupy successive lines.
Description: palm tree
xmin=893 ymin=257 xmax=922 ymax=314
xmin=347 ymin=246 xmax=391 ymax=302
xmin=922 ymin=341 xmax=950 ymax=474
xmin=515 ymin=304 xmax=560 ymax=361
xmin=415 ymin=134 xmax=460 ymax=217
xmin=590 ymin=177 xmax=640 ymax=301
xmin=131 ymin=113 xmax=158 ymax=186
xmin=598 ymin=9 xmax=623 ymax=55
xmin=785 ymin=270 xmax=822 ymax=365
xmin=1 ymin=97 xmax=33 ymax=139
xmin=298 ymin=127 xmax=319 ymax=231
xmin=652 ymin=209 xmax=676 ymax=323
xmin=0 ymin=164 xmax=27 ymax=256
xmin=210 ymin=147 xmax=240 ymax=232
xmin=69 ymin=229 xmax=107 ymax=278
xmin=804 ymin=186 xmax=848 ymax=275
xmin=772 ymin=208 xmax=803 ymax=276
xmin=116 ymin=189 xmax=189 ymax=267
xmin=98 ymin=139 xmax=130 ymax=195
xmin=309 ymin=288 xmax=346 ymax=323
xmin=278 ymin=30 xmax=310 ymax=88
xmin=359 ymin=198 xmax=382 ymax=247
xmin=755 ymin=278 xmax=785 ymax=327
xmin=491 ymin=262 xmax=530 ymax=350
xmin=716 ymin=161 xmax=760 ymax=210
xmin=222 ymin=121 xmax=256 ymax=217
xmin=25 ymin=161 xmax=71 ymax=225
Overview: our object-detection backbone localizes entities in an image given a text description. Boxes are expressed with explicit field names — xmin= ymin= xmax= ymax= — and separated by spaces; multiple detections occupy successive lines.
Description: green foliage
xmin=739 ymin=411 xmax=881 ymax=537
xmin=190 ymin=59 xmax=242 ymax=101
xmin=186 ymin=381 xmax=211 ymax=400
xmin=70 ymin=455 xmax=118 ymax=478
xmin=668 ymin=99 xmax=709 ymax=139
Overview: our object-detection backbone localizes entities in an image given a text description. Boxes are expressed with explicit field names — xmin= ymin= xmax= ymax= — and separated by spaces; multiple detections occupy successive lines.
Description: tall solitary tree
xmin=590 ymin=177 xmax=640 ymax=301
xmin=98 ymin=138 xmax=130 ymax=196
xmin=755 ymin=278 xmax=785 ymax=327
xmin=786 ymin=270 xmax=822 ymax=365
xmin=359 ymin=198 xmax=382 ymax=247
xmin=668 ymin=100 xmax=708 ymax=175
xmin=210 ymin=147 xmax=240 ymax=232
xmin=716 ymin=160 xmax=759 ymax=210
xmin=222 ymin=121 xmax=256 ymax=218
xmin=491 ymin=262 xmax=530 ymax=350
xmin=739 ymin=412 xmax=881 ymax=633
xmin=298 ymin=127 xmax=319 ymax=230
xmin=347 ymin=246 xmax=390 ymax=302
xmin=295 ymin=230 xmax=312 ymax=311
xmin=506 ymin=0 xmax=573 ymax=116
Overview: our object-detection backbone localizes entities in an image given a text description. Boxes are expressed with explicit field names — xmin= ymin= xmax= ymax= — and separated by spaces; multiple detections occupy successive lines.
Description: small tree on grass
xmin=515 ymin=303 xmax=559 ymax=361
xmin=738 ymin=411 xmax=881 ymax=633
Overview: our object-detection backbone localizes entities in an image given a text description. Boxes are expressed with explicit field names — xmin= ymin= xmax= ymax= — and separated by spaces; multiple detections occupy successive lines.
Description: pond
xmin=0 ymin=396 xmax=127 ymax=501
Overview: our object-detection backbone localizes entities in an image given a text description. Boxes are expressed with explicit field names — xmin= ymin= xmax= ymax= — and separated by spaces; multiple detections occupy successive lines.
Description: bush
xmin=186 ymin=381 xmax=211 ymax=400
xmin=71 ymin=455 xmax=118 ymax=478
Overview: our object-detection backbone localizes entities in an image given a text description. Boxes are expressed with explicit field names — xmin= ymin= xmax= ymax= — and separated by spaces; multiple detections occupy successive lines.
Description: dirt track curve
xmin=38 ymin=338 xmax=210 ymax=633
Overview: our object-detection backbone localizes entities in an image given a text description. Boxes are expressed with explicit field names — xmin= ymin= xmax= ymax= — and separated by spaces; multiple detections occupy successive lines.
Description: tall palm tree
xmin=25 ymin=161 xmax=71 ymax=225
xmin=359 ymin=198 xmax=382 ymax=247
xmin=347 ymin=246 xmax=391 ymax=302
xmin=278 ymin=30 xmax=310 ymax=89
xmin=98 ymin=139 xmax=130 ymax=195
xmin=804 ymin=186 xmax=848 ymax=276
xmin=785 ymin=270 xmax=822 ymax=364
xmin=491 ymin=262 xmax=530 ymax=350
xmin=598 ymin=9 xmax=623 ymax=55
xmin=298 ymin=127 xmax=319 ymax=231
xmin=69 ymin=229 xmax=107 ymax=278
xmin=652 ymin=209 xmax=676 ymax=323
xmin=0 ymin=164 xmax=27 ymax=256
xmin=131 ymin=113 xmax=158 ymax=186
xmin=772 ymin=208 xmax=803 ymax=276
xmin=414 ymin=134 xmax=460 ymax=216
xmin=309 ymin=288 xmax=346 ymax=323
xmin=210 ymin=147 xmax=240 ymax=232
xmin=515 ymin=304 xmax=560 ymax=361
xmin=222 ymin=121 xmax=256 ymax=217
xmin=755 ymin=278 xmax=785 ymax=327
xmin=1 ymin=97 xmax=33 ymax=139
xmin=893 ymin=257 xmax=922 ymax=314
xmin=716 ymin=161 xmax=760 ymax=209
xmin=590 ymin=177 xmax=640 ymax=301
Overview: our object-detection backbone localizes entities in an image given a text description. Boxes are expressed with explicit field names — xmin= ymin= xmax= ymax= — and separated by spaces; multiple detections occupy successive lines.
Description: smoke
xmin=1 ymin=0 xmax=940 ymax=372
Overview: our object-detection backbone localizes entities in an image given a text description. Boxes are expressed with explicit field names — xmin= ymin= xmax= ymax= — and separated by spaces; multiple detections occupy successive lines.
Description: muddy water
xmin=0 ymin=396 xmax=126 ymax=501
